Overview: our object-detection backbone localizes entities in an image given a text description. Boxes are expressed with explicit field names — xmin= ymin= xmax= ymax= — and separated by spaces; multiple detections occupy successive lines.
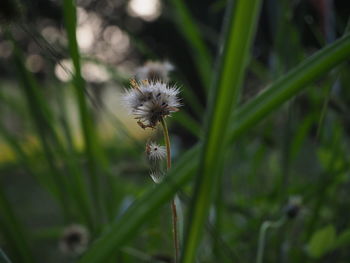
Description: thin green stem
xmin=160 ymin=117 xmax=179 ymax=263
xmin=256 ymin=217 xmax=286 ymax=263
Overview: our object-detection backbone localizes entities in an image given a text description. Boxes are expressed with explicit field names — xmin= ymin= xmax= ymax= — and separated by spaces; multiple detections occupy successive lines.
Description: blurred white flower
xmin=136 ymin=61 xmax=174 ymax=82
xmin=59 ymin=224 xmax=89 ymax=256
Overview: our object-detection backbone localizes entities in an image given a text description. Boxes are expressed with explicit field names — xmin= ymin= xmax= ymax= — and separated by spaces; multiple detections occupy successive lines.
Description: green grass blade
xmin=62 ymin=0 xmax=107 ymax=224
xmin=182 ymin=0 xmax=262 ymax=262
xmin=78 ymin=31 xmax=350 ymax=263
xmin=169 ymin=0 xmax=212 ymax=90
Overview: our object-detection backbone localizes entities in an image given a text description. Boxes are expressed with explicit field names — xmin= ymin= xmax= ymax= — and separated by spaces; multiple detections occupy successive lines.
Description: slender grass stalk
xmin=78 ymin=32 xmax=350 ymax=263
xmin=256 ymin=217 xmax=286 ymax=263
xmin=160 ymin=117 xmax=179 ymax=263
xmin=182 ymin=1 xmax=262 ymax=262
xmin=62 ymin=0 xmax=106 ymax=226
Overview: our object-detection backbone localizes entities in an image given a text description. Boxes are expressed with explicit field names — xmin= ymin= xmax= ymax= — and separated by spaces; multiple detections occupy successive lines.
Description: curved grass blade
xmin=181 ymin=0 xmax=262 ymax=262
xmin=78 ymin=29 xmax=350 ymax=263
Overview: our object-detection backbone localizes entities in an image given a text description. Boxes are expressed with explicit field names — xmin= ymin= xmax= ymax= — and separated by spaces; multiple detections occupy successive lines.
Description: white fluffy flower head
xmin=146 ymin=142 xmax=166 ymax=160
xmin=123 ymin=79 xmax=181 ymax=129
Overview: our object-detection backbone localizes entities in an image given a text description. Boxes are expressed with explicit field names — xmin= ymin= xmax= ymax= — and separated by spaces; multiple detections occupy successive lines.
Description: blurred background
xmin=0 ymin=0 xmax=350 ymax=262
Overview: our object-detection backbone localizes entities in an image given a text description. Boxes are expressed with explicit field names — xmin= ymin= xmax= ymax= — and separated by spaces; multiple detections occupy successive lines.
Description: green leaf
xmin=308 ymin=225 xmax=336 ymax=258
xmin=331 ymin=228 xmax=350 ymax=250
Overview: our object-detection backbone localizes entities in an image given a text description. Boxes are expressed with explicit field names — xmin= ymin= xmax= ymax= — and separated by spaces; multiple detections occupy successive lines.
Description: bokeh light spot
xmin=127 ymin=0 xmax=161 ymax=22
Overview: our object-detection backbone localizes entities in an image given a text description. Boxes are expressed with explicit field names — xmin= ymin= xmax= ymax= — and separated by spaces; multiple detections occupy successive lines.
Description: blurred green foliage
xmin=0 ymin=0 xmax=350 ymax=262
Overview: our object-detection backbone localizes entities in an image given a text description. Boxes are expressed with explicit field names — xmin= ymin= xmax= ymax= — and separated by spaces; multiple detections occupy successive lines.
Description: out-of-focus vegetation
xmin=0 ymin=0 xmax=350 ymax=262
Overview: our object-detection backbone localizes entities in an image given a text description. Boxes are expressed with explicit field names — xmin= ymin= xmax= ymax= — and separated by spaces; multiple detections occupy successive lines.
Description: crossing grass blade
xmin=181 ymin=0 xmax=263 ymax=262
xmin=77 ymin=15 xmax=350 ymax=263
xmin=78 ymin=146 xmax=199 ymax=263
xmin=228 ymin=33 xmax=350 ymax=142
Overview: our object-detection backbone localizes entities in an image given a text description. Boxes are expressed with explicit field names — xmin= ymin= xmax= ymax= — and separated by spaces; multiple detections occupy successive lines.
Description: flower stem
xmin=256 ymin=217 xmax=286 ymax=263
xmin=160 ymin=117 xmax=179 ymax=263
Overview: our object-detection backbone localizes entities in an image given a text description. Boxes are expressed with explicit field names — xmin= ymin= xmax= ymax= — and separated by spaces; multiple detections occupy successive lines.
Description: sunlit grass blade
xmin=78 ymin=26 xmax=350 ymax=263
xmin=182 ymin=0 xmax=262 ymax=262
xmin=169 ymin=0 xmax=212 ymax=90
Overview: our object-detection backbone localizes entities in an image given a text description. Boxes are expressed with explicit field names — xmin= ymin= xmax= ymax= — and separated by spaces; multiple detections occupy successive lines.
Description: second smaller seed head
xmin=146 ymin=142 xmax=167 ymax=161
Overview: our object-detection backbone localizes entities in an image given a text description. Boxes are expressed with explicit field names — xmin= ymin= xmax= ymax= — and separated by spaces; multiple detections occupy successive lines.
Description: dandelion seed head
xmin=146 ymin=142 xmax=166 ymax=160
xmin=59 ymin=224 xmax=89 ymax=256
xmin=122 ymin=80 xmax=181 ymax=128
xmin=136 ymin=61 xmax=174 ymax=82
